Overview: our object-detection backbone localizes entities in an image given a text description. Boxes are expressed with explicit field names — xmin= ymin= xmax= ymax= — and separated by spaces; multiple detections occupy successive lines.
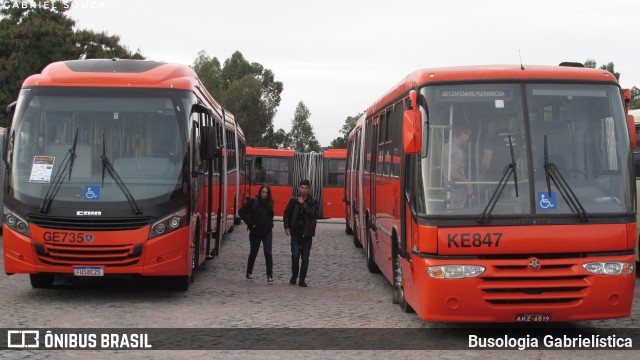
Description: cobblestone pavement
xmin=0 ymin=220 xmax=638 ymax=359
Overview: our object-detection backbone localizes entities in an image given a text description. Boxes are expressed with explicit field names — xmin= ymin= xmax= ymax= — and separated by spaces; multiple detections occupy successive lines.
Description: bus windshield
xmin=418 ymin=82 xmax=632 ymax=218
xmin=7 ymin=87 xmax=189 ymax=209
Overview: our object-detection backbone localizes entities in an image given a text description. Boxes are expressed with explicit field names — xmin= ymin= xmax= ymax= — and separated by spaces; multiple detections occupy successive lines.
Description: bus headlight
xmin=427 ymin=265 xmax=485 ymax=279
xmin=3 ymin=207 xmax=31 ymax=237
xmin=583 ymin=262 xmax=634 ymax=275
xmin=148 ymin=208 xmax=187 ymax=239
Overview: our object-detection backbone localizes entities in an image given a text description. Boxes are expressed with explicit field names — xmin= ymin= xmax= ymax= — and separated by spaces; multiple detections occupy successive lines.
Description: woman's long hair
xmin=258 ymin=184 xmax=274 ymax=210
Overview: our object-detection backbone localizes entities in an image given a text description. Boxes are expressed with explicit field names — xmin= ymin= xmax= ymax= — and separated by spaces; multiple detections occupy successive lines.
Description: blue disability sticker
xmin=84 ymin=186 xmax=100 ymax=200
xmin=537 ymin=192 xmax=556 ymax=210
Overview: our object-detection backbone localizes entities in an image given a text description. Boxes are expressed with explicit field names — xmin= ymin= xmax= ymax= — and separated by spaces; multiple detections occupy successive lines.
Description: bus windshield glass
xmin=8 ymin=87 xmax=189 ymax=208
xmin=418 ymin=82 xmax=632 ymax=217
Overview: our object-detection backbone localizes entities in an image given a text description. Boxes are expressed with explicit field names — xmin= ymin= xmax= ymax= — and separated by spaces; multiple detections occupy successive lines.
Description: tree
xmin=193 ymin=50 xmax=283 ymax=146
xmin=0 ymin=1 xmax=143 ymax=127
xmin=288 ymin=101 xmax=321 ymax=152
xmin=584 ymin=59 xmax=620 ymax=81
xmin=329 ymin=112 xmax=362 ymax=148
xmin=261 ymin=123 xmax=290 ymax=149
xmin=630 ymin=86 xmax=640 ymax=110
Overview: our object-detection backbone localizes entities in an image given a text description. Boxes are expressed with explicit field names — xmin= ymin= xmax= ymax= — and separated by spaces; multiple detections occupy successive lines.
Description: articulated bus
xmin=245 ymin=147 xmax=346 ymax=218
xmin=345 ymin=64 xmax=636 ymax=322
xmin=245 ymin=146 xmax=295 ymax=216
xmin=3 ymin=59 xmax=245 ymax=290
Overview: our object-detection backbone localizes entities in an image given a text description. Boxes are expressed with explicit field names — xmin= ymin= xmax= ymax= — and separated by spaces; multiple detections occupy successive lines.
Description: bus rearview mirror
xmin=403 ymin=90 xmax=422 ymax=154
xmin=627 ymin=114 xmax=636 ymax=151
xmin=200 ymin=125 xmax=219 ymax=161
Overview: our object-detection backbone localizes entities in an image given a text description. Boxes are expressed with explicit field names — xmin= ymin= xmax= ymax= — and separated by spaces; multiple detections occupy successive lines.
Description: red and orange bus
xmin=3 ymin=59 xmax=245 ymax=290
xmin=345 ymin=64 xmax=637 ymax=322
xmin=245 ymin=147 xmax=346 ymax=218
xmin=245 ymin=146 xmax=295 ymax=216
xmin=322 ymin=148 xmax=347 ymax=219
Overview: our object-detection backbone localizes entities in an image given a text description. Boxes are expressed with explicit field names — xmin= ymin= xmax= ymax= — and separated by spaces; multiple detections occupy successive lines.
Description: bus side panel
xmin=322 ymin=187 xmax=344 ymax=219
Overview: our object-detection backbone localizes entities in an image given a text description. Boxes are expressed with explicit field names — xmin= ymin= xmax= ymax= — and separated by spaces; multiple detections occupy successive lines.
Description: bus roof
xmin=21 ymin=59 xmax=200 ymax=90
xmin=366 ymin=64 xmax=620 ymax=117
xmin=246 ymin=147 xmax=295 ymax=157
xmin=323 ymin=148 xmax=347 ymax=159
xmin=20 ymin=59 xmax=244 ymax=139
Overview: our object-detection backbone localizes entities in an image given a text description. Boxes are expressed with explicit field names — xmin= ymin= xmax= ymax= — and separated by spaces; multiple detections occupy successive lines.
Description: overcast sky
xmin=67 ymin=0 xmax=640 ymax=146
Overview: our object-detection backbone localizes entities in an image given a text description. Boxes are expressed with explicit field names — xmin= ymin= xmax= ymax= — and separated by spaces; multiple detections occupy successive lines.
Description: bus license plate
xmin=73 ymin=266 xmax=104 ymax=277
xmin=514 ymin=313 xmax=551 ymax=322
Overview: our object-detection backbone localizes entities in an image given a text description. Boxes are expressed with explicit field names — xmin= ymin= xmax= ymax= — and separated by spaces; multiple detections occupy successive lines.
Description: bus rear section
xmin=354 ymin=64 xmax=636 ymax=322
xmin=3 ymin=59 xmax=236 ymax=290
xmin=322 ymin=148 xmax=346 ymax=219
xmin=245 ymin=147 xmax=295 ymax=216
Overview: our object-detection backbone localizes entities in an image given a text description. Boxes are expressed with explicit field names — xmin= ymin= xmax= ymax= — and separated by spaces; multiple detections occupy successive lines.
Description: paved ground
xmin=0 ymin=220 xmax=638 ymax=359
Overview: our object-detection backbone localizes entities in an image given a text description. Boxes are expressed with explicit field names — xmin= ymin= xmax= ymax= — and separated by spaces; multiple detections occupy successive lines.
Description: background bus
xmin=245 ymin=147 xmax=346 ymax=218
xmin=345 ymin=64 xmax=636 ymax=322
xmin=2 ymin=59 xmax=245 ymax=290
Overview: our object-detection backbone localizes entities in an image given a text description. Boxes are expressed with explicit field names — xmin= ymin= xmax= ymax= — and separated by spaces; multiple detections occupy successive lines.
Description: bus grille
xmin=479 ymin=259 xmax=589 ymax=305
xmin=27 ymin=215 xmax=154 ymax=231
xmin=36 ymin=242 xmax=143 ymax=267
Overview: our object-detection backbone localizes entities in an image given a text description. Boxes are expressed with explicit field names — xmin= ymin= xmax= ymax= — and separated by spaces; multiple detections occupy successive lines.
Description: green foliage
xmin=289 ymin=101 xmax=321 ymax=152
xmin=0 ymin=1 xmax=143 ymax=127
xmin=329 ymin=112 xmax=362 ymax=148
xmin=193 ymin=50 xmax=283 ymax=146
xmin=631 ymin=86 xmax=640 ymax=110
xmin=261 ymin=123 xmax=290 ymax=149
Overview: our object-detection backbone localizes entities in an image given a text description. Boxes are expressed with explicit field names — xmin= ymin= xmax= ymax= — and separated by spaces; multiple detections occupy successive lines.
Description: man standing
xmin=283 ymin=179 xmax=319 ymax=287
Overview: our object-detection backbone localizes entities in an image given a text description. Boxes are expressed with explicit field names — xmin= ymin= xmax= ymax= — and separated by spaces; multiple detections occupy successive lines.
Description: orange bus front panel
xmin=436 ymin=224 xmax=631 ymax=256
xmin=409 ymin=254 xmax=636 ymax=322
xmin=3 ymin=224 xmax=191 ymax=277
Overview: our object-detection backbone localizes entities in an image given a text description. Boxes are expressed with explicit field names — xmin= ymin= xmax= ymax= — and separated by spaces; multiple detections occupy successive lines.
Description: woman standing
xmin=239 ymin=184 xmax=275 ymax=283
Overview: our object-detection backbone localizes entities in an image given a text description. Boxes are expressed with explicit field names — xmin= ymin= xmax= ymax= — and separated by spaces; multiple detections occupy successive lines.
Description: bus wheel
xmin=29 ymin=273 xmax=54 ymax=288
xmin=366 ymin=223 xmax=380 ymax=273
xmin=393 ymin=254 xmax=414 ymax=313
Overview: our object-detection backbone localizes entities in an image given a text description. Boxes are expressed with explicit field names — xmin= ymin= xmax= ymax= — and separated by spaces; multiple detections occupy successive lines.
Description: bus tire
xmin=393 ymin=251 xmax=414 ymax=313
xmin=366 ymin=222 xmax=380 ymax=273
xmin=29 ymin=273 xmax=55 ymax=288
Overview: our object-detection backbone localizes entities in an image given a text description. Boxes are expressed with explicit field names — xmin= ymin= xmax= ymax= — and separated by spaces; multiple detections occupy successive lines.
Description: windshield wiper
xmin=542 ymin=135 xmax=588 ymax=221
xmin=479 ymin=135 xmax=519 ymax=223
xmin=39 ymin=129 xmax=78 ymax=213
xmin=101 ymin=135 xmax=143 ymax=215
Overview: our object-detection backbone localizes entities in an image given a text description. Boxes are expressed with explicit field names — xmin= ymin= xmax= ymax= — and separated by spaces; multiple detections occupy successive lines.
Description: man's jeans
xmin=291 ymin=235 xmax=313 ymax=281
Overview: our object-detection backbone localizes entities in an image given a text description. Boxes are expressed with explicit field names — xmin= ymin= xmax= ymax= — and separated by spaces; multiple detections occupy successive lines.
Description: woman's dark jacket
xmin=283 ymin=195 xmax=319 ymax=237
xmin=239 ymin=196 xmax=274 ymax=237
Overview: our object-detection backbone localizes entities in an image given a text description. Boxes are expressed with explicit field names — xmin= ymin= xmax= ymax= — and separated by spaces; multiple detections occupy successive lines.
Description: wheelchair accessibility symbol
xmin=84 ymin=186 xmax=100 ymax=200
xmin=537 ymin=192 xmax=556 ymax=210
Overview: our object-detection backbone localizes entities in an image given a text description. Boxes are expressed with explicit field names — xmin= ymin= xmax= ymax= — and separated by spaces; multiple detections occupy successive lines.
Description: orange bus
xmin=245 ymin=147 xmax=346 ymax=218
xmin=245 ymin=146 xmax=295 ymax=216
xmin=322 ymin=148 xmax=347 ymax=219
xmin=345 ymin=64 xmax=637 ymax=322
xmin=2 ymin=59 xmax=246 ymax=290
